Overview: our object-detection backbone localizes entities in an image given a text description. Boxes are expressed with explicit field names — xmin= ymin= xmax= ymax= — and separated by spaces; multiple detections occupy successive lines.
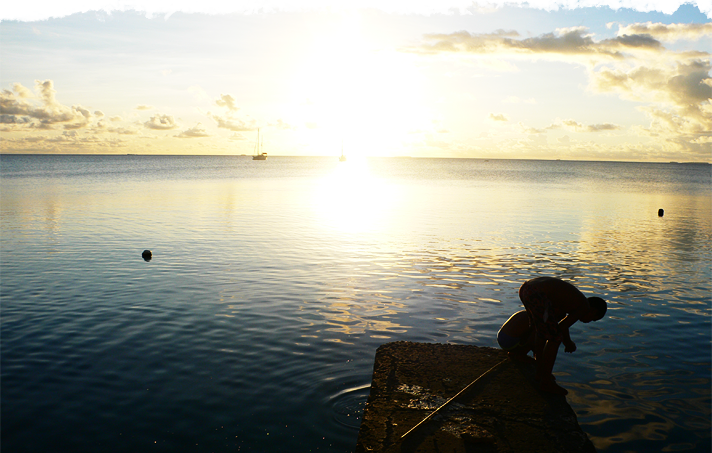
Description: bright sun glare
xmin=312 ymin=157 xmax=398 ymax=234
xmin=290 ymin=12 xmax=429 ymax=157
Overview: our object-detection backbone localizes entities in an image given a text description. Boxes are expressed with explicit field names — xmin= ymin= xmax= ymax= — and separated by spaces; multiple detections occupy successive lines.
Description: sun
xmin=287 ymin=11 xmax=431 ymax=157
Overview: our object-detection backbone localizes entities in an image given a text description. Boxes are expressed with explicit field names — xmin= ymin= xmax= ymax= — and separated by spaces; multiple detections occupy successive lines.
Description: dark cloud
xmin=587 ymin=123 xmax=620 ymax=132
xmin=603 ymin=34 xmax=663 ymax=50
xmin=421 ymin=28 xmax=627 ymax=59
xmin=616 ymin=22 xmax=712 ymax=41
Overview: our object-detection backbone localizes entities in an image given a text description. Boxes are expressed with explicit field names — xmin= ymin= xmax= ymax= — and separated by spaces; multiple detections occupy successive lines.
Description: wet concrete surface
xmin=355 ymin=341 xmax=596 ymax=453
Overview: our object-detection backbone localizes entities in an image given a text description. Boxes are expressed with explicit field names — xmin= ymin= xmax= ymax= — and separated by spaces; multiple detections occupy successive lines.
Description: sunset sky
xmin=1 ymin=1 xmax=711 ymax=161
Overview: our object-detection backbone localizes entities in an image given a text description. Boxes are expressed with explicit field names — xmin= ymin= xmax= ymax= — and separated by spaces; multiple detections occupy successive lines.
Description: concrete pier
xmin=355 ymin=342 xmax=596 ymax=453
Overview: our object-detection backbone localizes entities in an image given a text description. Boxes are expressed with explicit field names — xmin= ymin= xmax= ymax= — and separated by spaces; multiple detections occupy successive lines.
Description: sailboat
xmin=252 ymin=128 xmax=267 ymax=160
xmin=339 ymin=142 xmax=346 ymax=162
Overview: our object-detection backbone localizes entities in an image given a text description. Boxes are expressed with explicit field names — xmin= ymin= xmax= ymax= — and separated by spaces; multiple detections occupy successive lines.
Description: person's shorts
xmin=520 ymin=281 xmax=563 ymax=341
xmin=497 ymin=330 xmax=521 ymax=351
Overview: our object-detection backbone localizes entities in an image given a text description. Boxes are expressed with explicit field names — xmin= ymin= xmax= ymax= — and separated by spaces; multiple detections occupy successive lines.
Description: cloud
xmin=419 ymin=27 xmax=674 ymax=61
xmin=516 ymin=118 xmax=622 ymax=136
xmin=2 ymin=1 xmax=710 ymax=21
xmin=557 ymin=119 xmax=621 ymax=132
xmin=144 ymin=114 xmax=178 ymax=130
xmin=176 ymin=123 xmax=210 ymax=138
xmin=517 ymin=122 xmax=545 ymax=134
xmin=589 ymin=59 xmax=712 ymax=132
xmin=13 ymin=83 xmax=33 ymax=99
xmin=207 ymin=111 xmax=256 ymax=131
xmin=106 ymin=127 xmax=138 ymax=135
xmin=0 ymin=114 xmax=31 ymax=124
xmin=0 ymin=80 xmax=94 ymax=130
xmin=615 ymin=22 xmax=712 ymax=41
xmin=489 ymin=113 xmax=509 ymax=122
xmin=136 ymin=104 xmax=154 ymax=110
xmin=421 ymin=23 xmax=710 ymax=154
xmin=215 ymin=94 xmax=238 ymax=112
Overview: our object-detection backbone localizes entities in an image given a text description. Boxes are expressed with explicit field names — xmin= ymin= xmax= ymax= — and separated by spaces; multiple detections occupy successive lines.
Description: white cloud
xmin=489 ymin=113 xmax=509 ymax=121
xmin=590 ymin=59 xmax=712 ymax=132
xmin=215 ymin=94 xmax=238 ymax=112
xmin=144 ymin=114 xmax=178 ymax=130
xmin=0 ymin=80 xmax=94 ymax=130
xmin=176 ymin=123 xmax=210 ymax=138
xmin=207 ymin=112 xmax=256 ymax=131
xmin=2 ymin=0 xmax=710 ymax=21
xmin=421 ymin=24 xmax=710 ymax=154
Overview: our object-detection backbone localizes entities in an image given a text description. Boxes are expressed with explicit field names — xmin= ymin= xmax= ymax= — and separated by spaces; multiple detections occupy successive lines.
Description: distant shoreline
xmin=0 ymin=153 xmax=709 ymax=165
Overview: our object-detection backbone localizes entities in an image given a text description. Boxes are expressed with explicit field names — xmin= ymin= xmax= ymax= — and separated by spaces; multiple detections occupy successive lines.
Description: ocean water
xmin=1 ymin=154 xmax=710 ymax=453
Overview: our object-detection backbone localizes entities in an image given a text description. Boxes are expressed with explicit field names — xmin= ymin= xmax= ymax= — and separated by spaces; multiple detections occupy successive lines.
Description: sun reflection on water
xmin=311 ymin=157 xmax=400 ymax=235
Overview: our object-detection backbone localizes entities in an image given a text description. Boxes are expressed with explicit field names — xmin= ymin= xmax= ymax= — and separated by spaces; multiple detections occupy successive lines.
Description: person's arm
xmin=559 ymin=318 xmax=577 ymax=352
xmin=556 ymin=283 xmax=590 ymax=353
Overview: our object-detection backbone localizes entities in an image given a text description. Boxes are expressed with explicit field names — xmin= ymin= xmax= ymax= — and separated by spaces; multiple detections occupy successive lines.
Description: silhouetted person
xmin=519 ymin=277 xmax=607 ymax=395
xmin=497 ymin=310 xmax=535 ymax=362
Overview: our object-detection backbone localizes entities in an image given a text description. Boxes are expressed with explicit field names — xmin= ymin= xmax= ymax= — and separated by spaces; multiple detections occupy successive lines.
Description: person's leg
xmin=508 ymin=345 xmax=535 ymax=363
xmin=538 ymin=338 xmax=568 ymax=395
xmin=538 ymin=338 xmax=560 ymax=377
xmin=533 ymin=331 xmax=545 ymax=361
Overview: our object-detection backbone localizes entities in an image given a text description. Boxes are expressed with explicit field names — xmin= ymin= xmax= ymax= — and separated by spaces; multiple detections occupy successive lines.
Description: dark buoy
xmin=658 ymin=208 xmax=664 ymax=217
xmin=142 ymin=250 xmax=152 ymax=261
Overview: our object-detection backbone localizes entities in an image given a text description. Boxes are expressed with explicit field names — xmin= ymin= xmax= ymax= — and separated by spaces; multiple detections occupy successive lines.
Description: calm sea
xmin=1 ymin=154 xmax=710 ymax=453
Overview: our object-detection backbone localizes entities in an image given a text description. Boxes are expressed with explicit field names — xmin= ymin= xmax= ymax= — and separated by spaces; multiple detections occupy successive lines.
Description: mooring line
xmin=400 ymin=357 xmax=509 ymax=441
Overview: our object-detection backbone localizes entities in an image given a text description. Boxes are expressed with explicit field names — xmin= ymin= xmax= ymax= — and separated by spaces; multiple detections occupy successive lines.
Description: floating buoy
xmin=658 ymin=209 xmax=664 ymax=217
xmin=142 ymin=250 xmax=152 ymax=261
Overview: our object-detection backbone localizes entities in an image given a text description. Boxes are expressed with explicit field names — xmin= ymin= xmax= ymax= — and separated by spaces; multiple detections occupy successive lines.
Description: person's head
xmin=581 ymin=297 xmax=607 ymax=323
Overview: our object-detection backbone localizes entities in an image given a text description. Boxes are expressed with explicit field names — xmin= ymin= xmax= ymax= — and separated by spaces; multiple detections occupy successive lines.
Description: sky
xmin=1 ymin=1 xmax=711 ymax=161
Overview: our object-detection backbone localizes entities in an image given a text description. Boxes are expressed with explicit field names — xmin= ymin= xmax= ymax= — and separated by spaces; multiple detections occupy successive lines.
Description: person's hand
xmin=564 ymin=339 xmax=576 ymax=353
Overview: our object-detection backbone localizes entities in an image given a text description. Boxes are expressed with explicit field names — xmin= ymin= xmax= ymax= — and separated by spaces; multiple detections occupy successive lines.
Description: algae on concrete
xmin=355 ymin=341 xmax=596 ymax=453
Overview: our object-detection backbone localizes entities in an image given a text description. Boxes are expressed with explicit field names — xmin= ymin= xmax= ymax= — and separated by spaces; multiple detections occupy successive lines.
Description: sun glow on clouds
xmin=288 ymin=12 xmax=431 ymax=157
xmin=1 ymin=1 xmax=710 ymax=161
